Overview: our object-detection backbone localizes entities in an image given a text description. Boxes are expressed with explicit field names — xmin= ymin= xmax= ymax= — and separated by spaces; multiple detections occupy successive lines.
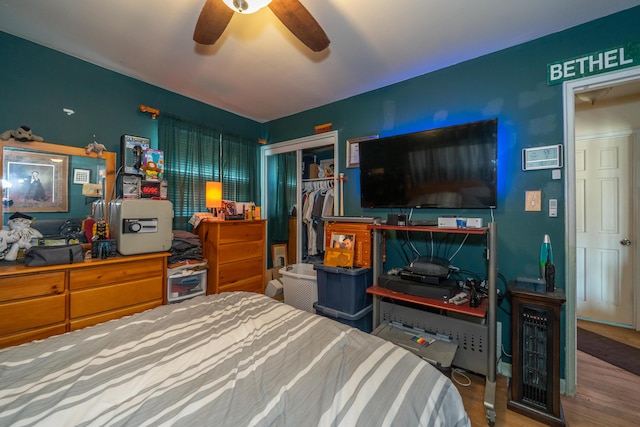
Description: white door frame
xmin=562 ymin=65 xmax=640 ymax=396
xmin=260 ymin=131 xmax=339 ymax=262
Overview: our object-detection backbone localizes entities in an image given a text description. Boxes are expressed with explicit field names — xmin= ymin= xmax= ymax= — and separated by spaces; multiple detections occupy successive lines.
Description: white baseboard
xmin=497 ymin=361 xmax=511 ymax=377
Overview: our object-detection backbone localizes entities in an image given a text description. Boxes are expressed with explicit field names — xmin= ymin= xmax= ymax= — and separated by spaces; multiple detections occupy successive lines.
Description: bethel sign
xmin=547 ymin=42 xmax=640 ymax=85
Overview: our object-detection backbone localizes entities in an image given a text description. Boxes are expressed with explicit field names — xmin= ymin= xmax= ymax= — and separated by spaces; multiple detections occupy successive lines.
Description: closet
xmin=261 ymin=132 xmax=339 ymax=267
xmin=299 ymin=177 xmax=335 ymax=262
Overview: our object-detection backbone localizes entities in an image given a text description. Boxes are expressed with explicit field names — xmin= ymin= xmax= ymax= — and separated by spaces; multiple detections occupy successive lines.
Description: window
xmin=159 ymin=115 xmax=259 ymax=230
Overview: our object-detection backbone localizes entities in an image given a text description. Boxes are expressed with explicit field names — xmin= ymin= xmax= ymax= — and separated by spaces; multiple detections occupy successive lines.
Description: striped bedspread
xmin=0 ymin=292 xmax=470 ymax=426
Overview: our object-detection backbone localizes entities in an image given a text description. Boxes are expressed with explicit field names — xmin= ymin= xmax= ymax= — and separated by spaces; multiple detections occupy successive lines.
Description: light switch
xmin=549 ymin=199 xmax=558 ymax=217
xmin=525 ymin=190 xmax=542 ymax=212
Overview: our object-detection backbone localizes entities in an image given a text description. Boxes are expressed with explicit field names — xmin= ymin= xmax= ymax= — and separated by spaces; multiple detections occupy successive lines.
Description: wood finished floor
xmin=454 ymin=320 xmax=640 ymax=426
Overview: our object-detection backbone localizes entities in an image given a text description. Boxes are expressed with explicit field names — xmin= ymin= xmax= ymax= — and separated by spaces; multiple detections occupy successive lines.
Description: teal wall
xmin=0 ymin=32 xmax=263 ymax=158
xmin=266 ymin=6 xmax=640 ymax=374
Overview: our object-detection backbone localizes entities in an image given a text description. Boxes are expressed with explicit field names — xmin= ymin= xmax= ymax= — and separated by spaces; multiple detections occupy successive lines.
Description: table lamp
xmin=206 ymin=181 xmax=222 ymax=216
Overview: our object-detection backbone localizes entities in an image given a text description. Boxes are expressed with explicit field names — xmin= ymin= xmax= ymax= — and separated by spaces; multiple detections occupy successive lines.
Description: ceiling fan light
xmin=222 ymin=0 xmax=272 ymax=14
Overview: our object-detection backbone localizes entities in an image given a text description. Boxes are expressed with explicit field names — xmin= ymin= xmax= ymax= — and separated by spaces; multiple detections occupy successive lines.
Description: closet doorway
xmin=261 ymin=131 xmax=339 ymax=268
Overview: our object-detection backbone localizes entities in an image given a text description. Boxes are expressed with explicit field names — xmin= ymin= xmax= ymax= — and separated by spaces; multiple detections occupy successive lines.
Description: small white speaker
xmin=466 ymin=218 xmax=484 ymax=228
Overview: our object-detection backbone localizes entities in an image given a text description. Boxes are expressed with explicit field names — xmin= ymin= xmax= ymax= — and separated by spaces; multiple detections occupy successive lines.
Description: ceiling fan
xmin=193 ymin=0 xmax=330 ymax=52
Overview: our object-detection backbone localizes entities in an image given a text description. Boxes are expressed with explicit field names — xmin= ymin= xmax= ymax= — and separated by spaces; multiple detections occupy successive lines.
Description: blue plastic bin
xmin=314 ymin=303 xmax=373 ymax=333
xmin=313 ymin=264 xmax=372 ymax=314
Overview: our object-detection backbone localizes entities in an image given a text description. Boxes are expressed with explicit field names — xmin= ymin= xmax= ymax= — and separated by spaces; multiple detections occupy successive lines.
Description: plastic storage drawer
xmin=314 ymin=303 xmax=373 ymax=333
xmin=314 ymin=265 xmax=373 ymax=314
xmin=167 ymin=269 xmax=207 ymax=303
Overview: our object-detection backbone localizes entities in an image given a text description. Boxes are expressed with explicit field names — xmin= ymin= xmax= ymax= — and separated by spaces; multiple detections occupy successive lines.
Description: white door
xmin=576 ymin=134 xmax=634 ymax=325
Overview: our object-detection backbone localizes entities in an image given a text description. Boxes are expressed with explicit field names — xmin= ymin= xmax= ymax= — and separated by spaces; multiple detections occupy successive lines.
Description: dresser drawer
xmin=218 ymin=241 xmax=263 ymax=264
xmin=70 ymin=301 xmax=162 ymax=331
xmin=0 ymin=324 xmax=67 ymax=349
xmin=219 ymin=222 xmax=265 ymax=244
xmin=0 ymin=294 xmax=66 ymax=336
xmin=218 ymin=257 xmax=263 ymax=286
xmin=70 ymin=276 xmax=163 ymax=319
xmin=70 ymin=258 xmax=164 ymax=290
xmin=0 ymin=272 xmax=66 ymax=302
xmin=218 ymin=275 xmax=264 ymax=293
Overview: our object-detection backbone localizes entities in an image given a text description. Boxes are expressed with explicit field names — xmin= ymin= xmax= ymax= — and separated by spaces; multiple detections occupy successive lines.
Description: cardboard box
xmin=309 ymin=164 xmax=319 ymax=179
xmin=265 ymin=267 xmax=284 ymax=301
xmin=265 ymin=267 xmax=282 ymax=284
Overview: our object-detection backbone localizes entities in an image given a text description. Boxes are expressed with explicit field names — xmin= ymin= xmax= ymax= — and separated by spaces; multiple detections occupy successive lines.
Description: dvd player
xmin=378 ymin=274 xmax=457 ymax=300
xmin=399 ymin=269 xmax=444 ymax=285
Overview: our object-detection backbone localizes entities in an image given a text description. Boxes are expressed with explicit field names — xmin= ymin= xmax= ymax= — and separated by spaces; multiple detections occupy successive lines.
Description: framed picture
xmin=324 ymin=248 xmax=354 ymax=268
xmin=346 ymin=135 xmax=378 ymax=168
xmin=271 ymin=243 xmax=288 ymax=267
xmin=330 ymin=233 xmax=355 ymax=251
xmin=73 ymin=168 xmax=91 ymax=184
xmin=3 ymin=149 xmax=68 ymax=213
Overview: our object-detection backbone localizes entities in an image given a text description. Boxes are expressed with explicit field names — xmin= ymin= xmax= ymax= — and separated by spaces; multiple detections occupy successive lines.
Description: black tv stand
xmin=369 ymin=223 xmax=498 ymax=426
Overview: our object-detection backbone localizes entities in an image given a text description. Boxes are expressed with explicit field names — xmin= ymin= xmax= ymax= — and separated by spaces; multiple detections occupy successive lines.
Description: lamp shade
xmin=206 ymin=181 xmax=222 ymax=210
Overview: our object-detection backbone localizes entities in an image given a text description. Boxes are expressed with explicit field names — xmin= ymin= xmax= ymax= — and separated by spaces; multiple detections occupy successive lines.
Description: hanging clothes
xmin=301 ymin=179 xmax=334 ymax=257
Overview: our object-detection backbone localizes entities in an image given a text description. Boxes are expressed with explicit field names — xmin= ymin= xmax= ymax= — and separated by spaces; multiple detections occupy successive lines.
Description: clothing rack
xmin=303 ymin=177 xmax=334 ymax=192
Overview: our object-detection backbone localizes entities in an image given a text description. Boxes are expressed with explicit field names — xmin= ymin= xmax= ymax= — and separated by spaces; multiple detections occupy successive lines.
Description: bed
xmin=0 ymin=292 xmax=470 ymax=426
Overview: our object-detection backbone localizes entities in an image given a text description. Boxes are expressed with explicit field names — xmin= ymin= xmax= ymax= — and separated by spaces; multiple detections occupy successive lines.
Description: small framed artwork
xmin=73 ymin=168 xmax=91 ymax=184
xmin=346 ymin=135 xmax=378 ymax=168
xmin=330 ymin=233 xmax=356 ymax=251
xmin=271 ymin=243 xmax=288 ymax=267
xmin=324 ymin=248 xmax=354 ymax=268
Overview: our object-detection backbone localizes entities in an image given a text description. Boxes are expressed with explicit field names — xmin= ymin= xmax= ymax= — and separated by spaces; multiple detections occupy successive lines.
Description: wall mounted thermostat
xmin=522 ymin=144 xmax=563 ymax=170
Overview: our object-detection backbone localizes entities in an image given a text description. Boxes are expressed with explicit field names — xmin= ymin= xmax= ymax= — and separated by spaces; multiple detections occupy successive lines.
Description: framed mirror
xmin=0 ymin=139 xmax=116 ymax=232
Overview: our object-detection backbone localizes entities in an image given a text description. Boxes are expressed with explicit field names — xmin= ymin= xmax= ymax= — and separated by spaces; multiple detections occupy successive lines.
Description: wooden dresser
xmin=196 ymin=220 xmax=266 ymax=294
xmin=0 ymin=252 xmax=167 ymax=350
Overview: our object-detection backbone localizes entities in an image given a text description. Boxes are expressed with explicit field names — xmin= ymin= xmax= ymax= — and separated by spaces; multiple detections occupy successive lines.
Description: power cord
xmin=451 ymin=367 xmax=472 ymax=387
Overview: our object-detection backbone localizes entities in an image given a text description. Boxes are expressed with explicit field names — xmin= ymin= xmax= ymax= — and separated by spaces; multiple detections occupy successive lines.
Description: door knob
xmin=620 ymin=239 xmax=632 ymax=246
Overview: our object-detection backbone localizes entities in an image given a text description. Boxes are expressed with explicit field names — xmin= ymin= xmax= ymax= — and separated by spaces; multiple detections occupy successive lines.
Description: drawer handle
xmin=52 ymin=285 xmax=62 ymax=294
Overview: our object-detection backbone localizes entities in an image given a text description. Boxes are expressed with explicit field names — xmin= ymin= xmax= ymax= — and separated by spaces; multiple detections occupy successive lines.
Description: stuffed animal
xmin=0 ymin=125 xmax=44 ymax=142
xmin=140 ymin=161 xmax=162 ymax=179
xmin=2 ymin=213 xmax=43 ymax=262
xmin=85 ymin=141 xmax=107 ymax=158
xmin=0 ymin=229 xmax=12 ymax=260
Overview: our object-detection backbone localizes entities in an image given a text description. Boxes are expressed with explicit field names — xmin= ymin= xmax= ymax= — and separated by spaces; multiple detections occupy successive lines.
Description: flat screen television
xmin=359 ymin=118 xmax=497 ymax=209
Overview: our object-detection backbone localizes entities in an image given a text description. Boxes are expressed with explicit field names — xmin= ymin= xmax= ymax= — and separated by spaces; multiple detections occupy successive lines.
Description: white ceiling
xmin=1 ymin=1 xmax=639 ymax=123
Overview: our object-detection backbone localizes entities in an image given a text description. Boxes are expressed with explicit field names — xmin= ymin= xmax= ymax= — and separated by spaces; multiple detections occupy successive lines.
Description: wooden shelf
xmin=370 ymin=224 xmax=488 ymax=234
xmin=367 ymin=285 xmax=487 ymax=318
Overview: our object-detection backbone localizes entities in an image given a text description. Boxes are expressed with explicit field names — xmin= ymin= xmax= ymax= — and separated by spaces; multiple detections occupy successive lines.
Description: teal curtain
xmin=158 ymin=114 xmax=259 ymax=230
xmin=221 ymin=133 xmax=259 ymax=204
xmin=271 ymin=152 xmax=297 ymax=242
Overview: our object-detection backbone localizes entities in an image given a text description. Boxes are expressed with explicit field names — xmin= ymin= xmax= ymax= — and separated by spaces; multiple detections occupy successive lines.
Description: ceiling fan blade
xmin=193 ymin=0 xmax=235 ymax=45
xmin=268 ymin=0 xmax=330 ymax=52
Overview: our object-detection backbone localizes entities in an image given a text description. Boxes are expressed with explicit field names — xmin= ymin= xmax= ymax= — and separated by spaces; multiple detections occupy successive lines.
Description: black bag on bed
xmin=23 ymin=244 xmax=86 ymax=267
